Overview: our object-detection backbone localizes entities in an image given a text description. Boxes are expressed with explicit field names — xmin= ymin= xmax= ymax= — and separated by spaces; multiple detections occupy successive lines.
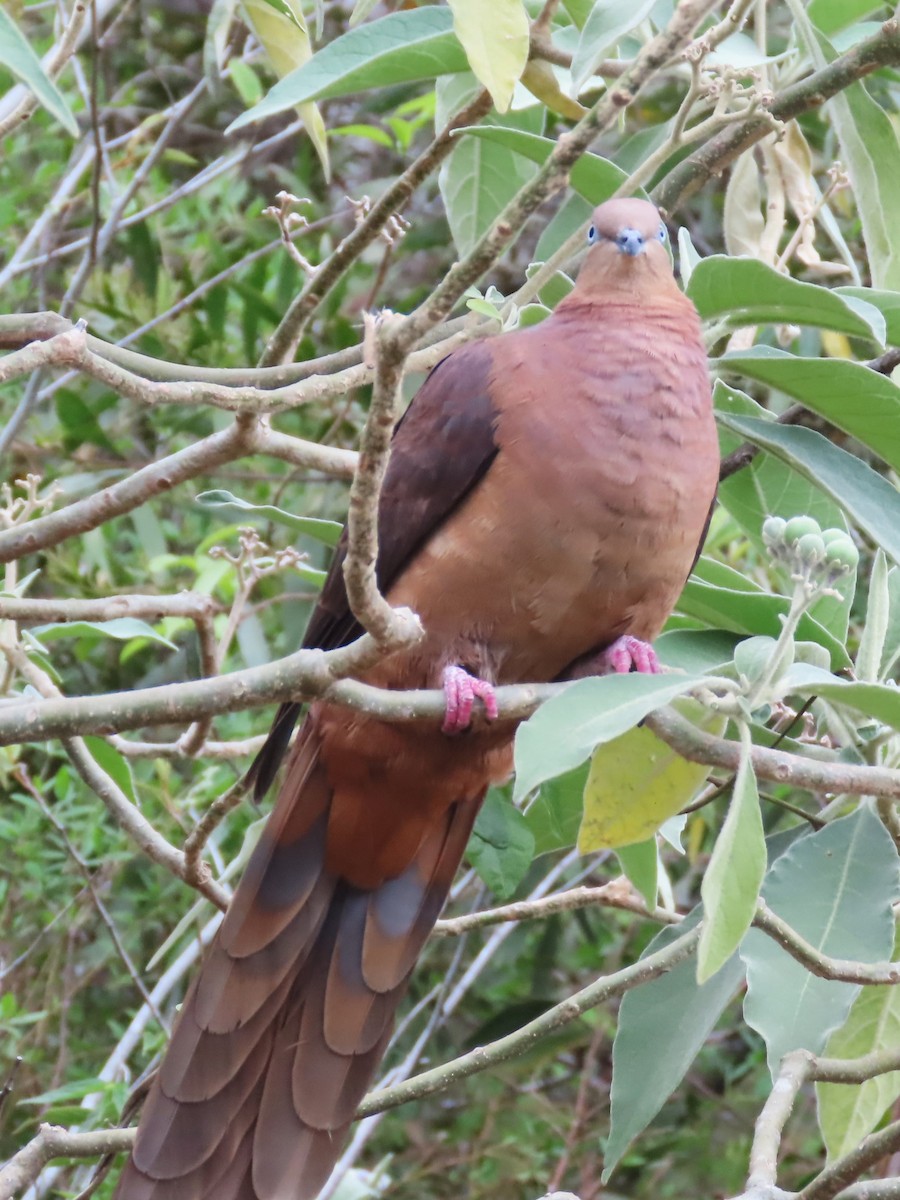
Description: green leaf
xmin=457 ymin=126 xmax=642 ymax=206
xmin=349 ymin=0 xmax=381 ymax=27
xmin=808 ymin=0 xmax=883 ymax=34
xmin=688 ymin=256 xmax=885 ymax=342
xmin=605 ymin=908 xmax=744 ymax=1177
xmin=811 ymin=28 xmax=900 ymax=290
xmin=55 ymin=392 xmax=118 ymax=456
xmin=719 ymin=348 xmax=900 ymax=471
xmin=578 ymin=698 xmax=721 ymax=852
xmin=32 ymin=618 xmax=177 ymax=650
xmin=857 ymin=549 xmax=890 ymax=683
xmin=837 ymin=286 xmax=900 ymax=344
xmin=525 ymin=763 xmax=589 ymax=855
xmin=697 ymin=725 xmax=766 ymax=983
xmin=468 ymin=788 xmax=535 ymax=899
xmin=235 ymin=0 xmax=332 ymax=188
xmin=440 ymin=104 xmax=545 ymax=257
xmin=525 ymin=262 xmax=574 ymax=309
xmin=615 ymin=839 xmax=657 ymax=909
xmin=0 ymin=8 xmax=78 ymax=135
xmin=784 ymin=662 xmax=900 ymax=732
xmin=717 ymin=414 xmax=900 ymax=569
xmin=446 ymin=0 xmax=528 ymax=113
xmin=535 ymin=193 xmax=593 ymax=261
xmin=226 ymin=7 xmax=467 ymax=131
xmin=571 ymin=0 xmax=657 ymax=94
xmin=83 ymin=736 xmax=138 ymax=805
xmin=742 ymin=806 xmax=900 ymax=1075
xmin=513 ymin=672 xmax=705 ymax=803
xmin=817 ymin=926 xmax=900 ymax=1160
xmin=195 ymin=489 xmax=342 ymax=545
xmin=655 ymin=629 xmax=741 ymax=675
xmin=715 ymin=382 xmax=854 ymax=642
xmin=678 ymin=577 xmax=850 ymax=670
xmin=19 ymin=1077 xmax=115 ymax=1105
xmin=692 ymin=554 xmax=761 ymax=593
xmin=881 ymin=567 xmax=900 ymax=678
xmin=677 ymin=226 xmax=702 ymax=285
xmin=562 ymin=0 xmax=594 ymax=27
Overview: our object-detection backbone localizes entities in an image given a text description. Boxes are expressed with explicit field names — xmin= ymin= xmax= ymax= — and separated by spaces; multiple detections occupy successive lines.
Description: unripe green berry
xmin=762 ymin=516 xmax=787 ymax=544
xmin=825 ymin=537 xmax=859 ymax=571
xmin=796 ymin=532 xmax=826 ymax=565
xmin=821 ymin=528 xmax=848 ymax=547
xmin=783 ymin=515 xmax=822 ymax=544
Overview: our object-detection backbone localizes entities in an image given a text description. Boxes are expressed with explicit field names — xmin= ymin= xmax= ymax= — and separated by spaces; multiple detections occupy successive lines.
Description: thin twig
xmin=753 ymin=900 xmax=900 ymax=985
xmin=655 ymin=19 xmax=900 ymax=212
xmin=260 ymin=89 xmax=493 ymax=365
xmin=183 ymin=774 xmax=249 ymax=888
xmin=357 ymin=923 xmax=703 ymax=1117
xmin=433 ymin=882 xmax=681 ymax=936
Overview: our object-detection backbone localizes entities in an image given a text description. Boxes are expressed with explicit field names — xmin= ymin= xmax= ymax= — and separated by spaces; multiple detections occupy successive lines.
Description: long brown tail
xmin=116 ymin=722 xmax=481 ymax=1200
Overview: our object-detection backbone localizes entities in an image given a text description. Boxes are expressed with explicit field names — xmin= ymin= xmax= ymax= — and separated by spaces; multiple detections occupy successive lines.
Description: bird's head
xmin=574 ymin=198 xmax=677 ymax=299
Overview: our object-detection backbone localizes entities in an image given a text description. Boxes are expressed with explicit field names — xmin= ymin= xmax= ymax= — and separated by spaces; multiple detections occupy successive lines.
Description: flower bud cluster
xmin=762 ymin=515 xmax=859 ymax=581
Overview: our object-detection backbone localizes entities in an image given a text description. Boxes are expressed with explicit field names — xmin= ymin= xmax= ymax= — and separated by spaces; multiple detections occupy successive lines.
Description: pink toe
xmin=441 ymin=666 xmax=498 ymax=733
xmin=601 ymin=636 xmax=661 ymax=676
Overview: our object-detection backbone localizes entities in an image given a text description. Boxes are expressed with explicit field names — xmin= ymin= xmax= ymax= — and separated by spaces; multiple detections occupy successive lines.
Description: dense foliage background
xmin=4 ymin=1 xmax=900 ymax=1198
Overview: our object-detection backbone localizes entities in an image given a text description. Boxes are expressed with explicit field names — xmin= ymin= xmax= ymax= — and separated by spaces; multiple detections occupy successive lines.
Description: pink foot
xmin=599 ymin=635 xmax=661 ymax=675
xmin=441 ymin=665 xmax=499 ymax=734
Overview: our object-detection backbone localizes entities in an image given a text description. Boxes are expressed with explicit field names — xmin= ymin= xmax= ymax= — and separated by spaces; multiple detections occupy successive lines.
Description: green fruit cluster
xmin=761 ymin=515 xmax=859 ymax=574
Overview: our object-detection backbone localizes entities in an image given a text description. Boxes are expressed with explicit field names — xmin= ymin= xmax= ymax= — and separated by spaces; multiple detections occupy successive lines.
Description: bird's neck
xmin=562 ymin=253 xmax=690 ymax=311
xmin=556 ymin=283 xmax=701 ymax=333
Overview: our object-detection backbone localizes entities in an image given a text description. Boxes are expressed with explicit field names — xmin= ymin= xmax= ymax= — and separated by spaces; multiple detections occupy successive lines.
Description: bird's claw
xmin=441 ymin=665 xmax=499 ymax=734
xmin=599 ymin=635 xmax=661 ymax=675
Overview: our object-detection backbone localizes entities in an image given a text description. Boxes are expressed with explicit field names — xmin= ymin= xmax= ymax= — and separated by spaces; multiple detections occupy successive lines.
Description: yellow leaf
xmin=577 ymin=699 xmax=724 ymax=852
xmin=822 ymin=330 xmax=853 ymax=358
xmin=447 ymin=0 xmax=529 ymax=113
xmin=521 ymin=59 xmax=586 ymax=122
xmin=240 ymin=0 xmax=330 ymax=180
xmin=723 ymin=149 xmax=765 ymax=259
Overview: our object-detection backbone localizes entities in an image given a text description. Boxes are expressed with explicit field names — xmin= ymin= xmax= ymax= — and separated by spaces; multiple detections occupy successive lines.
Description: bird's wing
xmin=248 ymin=339 xmax=499 ymax=798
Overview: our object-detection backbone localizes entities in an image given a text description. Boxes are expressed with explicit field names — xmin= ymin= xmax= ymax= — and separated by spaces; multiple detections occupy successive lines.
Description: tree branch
xmin=392 ymin=0 xmax=723 ymax=358
xmin=0 ymin=1126 xmax=135 ymax=1200
xmin=260 ymin=90 xmax=494 ymax=365
xmin=0 ymin=416 xmax=357 ymax=565
xmin=356 ymin=923 xmax=702 ymax=1117
xmin=655 ymin=19 xmax=900 ymax=213
xmin=645 ymin=708 xmax=900 ymax=804
xmin=754 ymin=900 xmax=900 ymax=984
xmin=341 ymin=313 xmax=425 ymax=647
xmin=799 ymin=1119 xmax=900 ymax=1200
xmin=433 ymin=881 xmax=682 ymax=936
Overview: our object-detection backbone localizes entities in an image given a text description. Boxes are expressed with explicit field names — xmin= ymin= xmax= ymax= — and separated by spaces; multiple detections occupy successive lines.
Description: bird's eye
xmin=657 ymin=225 xmax=667 ymax=242
xmin=587 ymin=225 xmax=598 ymax=244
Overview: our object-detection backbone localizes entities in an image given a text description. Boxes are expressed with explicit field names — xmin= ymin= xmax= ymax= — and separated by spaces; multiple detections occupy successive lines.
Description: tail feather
xmin=362 ymin=790 xmax=484 ymax=992
xmin=117 ymin=720 xmax=484 ymax=1200
xmin=195 ymin=864 xmax=336 ymax=1034
xmin=323 ymin=890 xmax=408 ymax=1056
xmin=116 ymin=1111 xmax=257 ymax=1200
xmin=222 ymin=731 xmax=329 ymax=958
xmin=214 ymin=1129 xmax=258 ymax=1200
xmin=133 ymin=1046 xmax=270 ymax=1178
xmin=292 ymin=902 xmax=397 ymax=1132
xmin=160 ymin=969 xmax=292 ymax=1101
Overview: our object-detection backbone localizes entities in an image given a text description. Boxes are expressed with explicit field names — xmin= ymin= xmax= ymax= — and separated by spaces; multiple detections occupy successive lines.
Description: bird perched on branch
xmin=116 ymin=197 xmax=719 ymax=1200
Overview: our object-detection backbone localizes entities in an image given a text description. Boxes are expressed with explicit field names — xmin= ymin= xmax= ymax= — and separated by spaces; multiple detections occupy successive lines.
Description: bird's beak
xmin=615 ymin=228 xmax=645 ymax=257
